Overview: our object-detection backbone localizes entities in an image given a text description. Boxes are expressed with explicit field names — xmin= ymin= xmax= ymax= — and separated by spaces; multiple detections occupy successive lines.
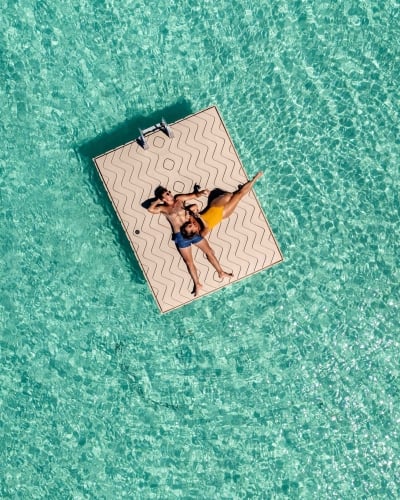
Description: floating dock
xmin=93 ymin=106 xmax=283 ymax=313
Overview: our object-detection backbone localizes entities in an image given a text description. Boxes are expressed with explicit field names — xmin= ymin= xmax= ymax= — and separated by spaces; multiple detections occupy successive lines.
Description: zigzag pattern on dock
xmin=94 ymin=106 xmax=283 ymax=313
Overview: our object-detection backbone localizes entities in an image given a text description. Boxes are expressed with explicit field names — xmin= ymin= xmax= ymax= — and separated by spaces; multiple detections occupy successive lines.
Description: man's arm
xmin=147 ymin=198 xmax=165 ymax=214
xmin=175 ymin=189 xmax=210 ymax=203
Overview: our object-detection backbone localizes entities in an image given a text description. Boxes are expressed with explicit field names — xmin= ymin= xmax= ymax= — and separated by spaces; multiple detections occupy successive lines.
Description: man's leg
xmin=177 ymin=246 xmax=202 ymax=296
xmin=195 ymin=239 xmax=233 ymax=279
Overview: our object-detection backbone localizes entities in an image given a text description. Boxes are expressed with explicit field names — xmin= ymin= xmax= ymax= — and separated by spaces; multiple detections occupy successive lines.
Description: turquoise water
xmin=1 ymin=0 xmax=399 ymax=497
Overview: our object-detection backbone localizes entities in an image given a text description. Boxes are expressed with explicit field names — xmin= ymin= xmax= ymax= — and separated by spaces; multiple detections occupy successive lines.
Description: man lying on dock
xmin=147 ymin=186 xmax=232 ymax=296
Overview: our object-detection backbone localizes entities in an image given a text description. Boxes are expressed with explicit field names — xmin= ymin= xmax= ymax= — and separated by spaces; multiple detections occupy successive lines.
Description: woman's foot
xmin=252 ymin=171 xmax=263 ymax=183
xmin=235 ymin=171 xmax=263 ymax=198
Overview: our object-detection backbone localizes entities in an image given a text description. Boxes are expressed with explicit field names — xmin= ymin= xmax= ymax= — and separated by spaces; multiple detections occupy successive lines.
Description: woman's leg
xmin=220 ymin=172 xmax=263 ymax=219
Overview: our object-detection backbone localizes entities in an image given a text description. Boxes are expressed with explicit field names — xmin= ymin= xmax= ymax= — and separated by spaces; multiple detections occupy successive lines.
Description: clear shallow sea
xmin=1 ymin=0 xmax=399 ymax=498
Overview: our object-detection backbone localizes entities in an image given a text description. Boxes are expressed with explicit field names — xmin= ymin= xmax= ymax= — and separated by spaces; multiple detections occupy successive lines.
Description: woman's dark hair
xmin=180 ymin=221 xmax=195 ymax=239
xmin=181 ymin=217 xmax=204 ymax=239
xmin=154 ymin=186 xmax=168 ymax=200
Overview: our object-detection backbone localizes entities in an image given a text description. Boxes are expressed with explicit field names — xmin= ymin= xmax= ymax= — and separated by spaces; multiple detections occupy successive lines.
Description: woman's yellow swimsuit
xmin=201 ymin=205 xmax=224 ymax=229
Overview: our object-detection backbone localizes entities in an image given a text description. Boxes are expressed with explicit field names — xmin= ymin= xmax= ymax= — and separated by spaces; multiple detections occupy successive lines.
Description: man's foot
xmin=192 ymin=283 xmax=203 ymax=296
xmin=218 ymin=270 xmax=233 ymax=279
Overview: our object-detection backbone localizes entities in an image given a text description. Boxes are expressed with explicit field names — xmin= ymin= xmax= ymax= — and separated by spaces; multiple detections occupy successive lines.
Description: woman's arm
xmin=196 ymin=215 xmax=210 ymax=237
xmin=184 ymin=203 xmax=200 ymax=216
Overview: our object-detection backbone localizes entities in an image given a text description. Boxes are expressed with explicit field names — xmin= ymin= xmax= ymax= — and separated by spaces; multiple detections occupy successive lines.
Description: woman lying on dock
xmin=181 ymin=172 xmax=263 ymax=238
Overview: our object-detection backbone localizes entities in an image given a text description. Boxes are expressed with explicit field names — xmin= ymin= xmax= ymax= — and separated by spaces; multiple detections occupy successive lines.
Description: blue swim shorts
xmin=173 ymin=231 xmax=203 ymax=249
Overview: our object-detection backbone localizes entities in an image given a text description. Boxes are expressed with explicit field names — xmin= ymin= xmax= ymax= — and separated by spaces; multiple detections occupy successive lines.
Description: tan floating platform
xmin=93 ymin=106 xmax=283 ymax=313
